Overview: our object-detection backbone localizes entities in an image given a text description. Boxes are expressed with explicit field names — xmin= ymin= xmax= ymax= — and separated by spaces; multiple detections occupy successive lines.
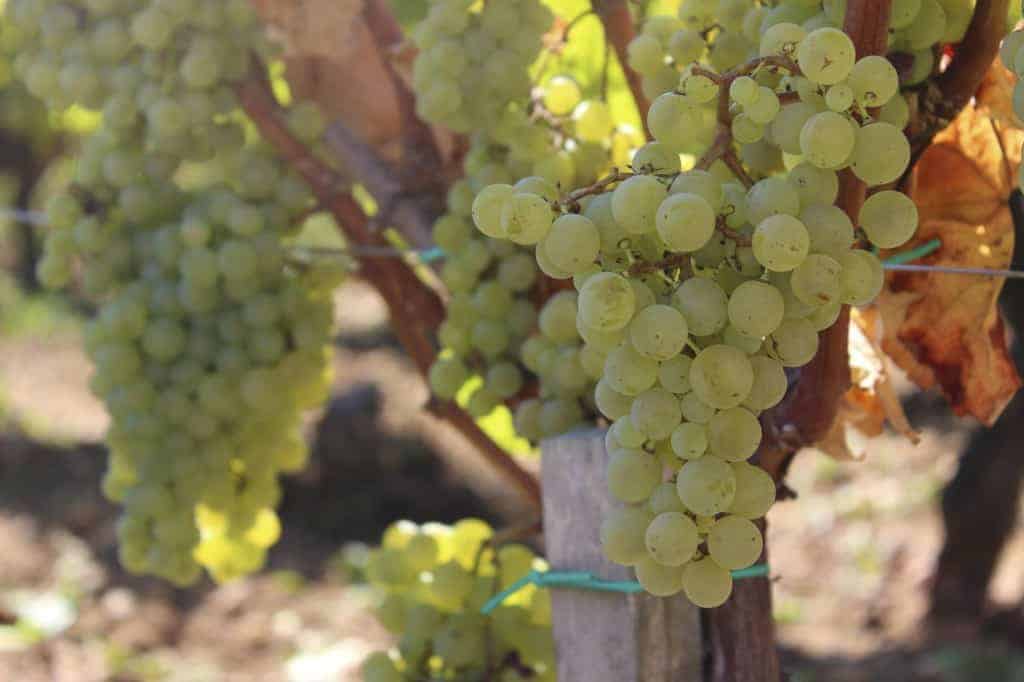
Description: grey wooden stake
xmin=541 ymin=428 xmax=704 ymax=682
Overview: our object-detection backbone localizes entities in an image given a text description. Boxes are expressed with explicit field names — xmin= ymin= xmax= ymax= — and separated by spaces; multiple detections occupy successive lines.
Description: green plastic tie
xmin=883 ymin=238 xmax=941 ymax=265
xmin=480 ymin=564 xmax=769 ymax=615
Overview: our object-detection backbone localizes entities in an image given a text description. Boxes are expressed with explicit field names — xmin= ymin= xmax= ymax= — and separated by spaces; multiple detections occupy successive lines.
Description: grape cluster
xmin=416 ymin=0 xmax=639 ymax=423
xmin=474 ymin=20 xmax=919 ymax=604
xmin=1001 ymin=28 xmax=1024 ymax=195
xmin=7 ymin=0 xmax=340 ymax=584
xmin=361 ymin=519 xmax=554 ymax=682
xmin=411 ymin=0 xmax=553 ymax=133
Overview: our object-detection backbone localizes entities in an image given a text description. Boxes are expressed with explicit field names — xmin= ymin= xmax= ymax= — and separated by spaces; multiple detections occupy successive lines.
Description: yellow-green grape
xmin=648 ymin=481 xmax=688 ymax=515
xmin=859 ymin=190 xmax=919 ymax=248
xmin=501 ymin=192 xmax=554 ymax=245
xmin=789 ymin=253 xmax=842 ymax=307
xmin=759 ymin=22 xmax=807 ymax=57
xmin=541 ymin=213 xmax=601 ymax=274
xmin=838 ymin=250 xmax=885 ymax=306
xmin=847 ymin=55 xmax=899 ymax=107
xmin=601 ymin=505 xmax=654 ymax=565
xmin=635 ymin=557 xmax=687 ymax=596
xmin=633 ymin=141 xmax=683 ymax=175
xmin=543 ymin=75 xmax=582 ymax=116
xmin=630 ymin=304 xmax=689 ymax=361
xmin=472 ymin=184 xmax=515 ymax=238
xmin=729 ymin=76 xmax=760 ymax=107
xmin=850 ymin=122 xmax=911 ymax=186
xmin=825 ymin=83 xmax=854 ymax=112
xmin=673 ymin=277 xmax=729 ymax=336
xmin=429 ymin=356 xmax=469 ymax=400
xmin=670 ymin=170 xmax=725 ymax=211
xmin=596 ymin=378 xmax=633 ymax=420
xmin=658 ymin=354 xmax=693 ymax=393
xmin=770 ymin=318 xmax=820 ymax=366
xmin=797 ymin=28 xmax=855 ymax=85
xmin=708 ymin=407 xmax=762 ymax=462
xmin=628 ymin=34 xmax=667 ymax=74
xmin=612 ymin=174 xmax=667 ymax=235
xmin=656 ymin=192 xmax=716 ymax=251
xmin=631 ymin=387 xmax=683 ymax=440
xmin=683 ymin=557 xmax=734 ymax=608
xmin=800 ymin=204 xmax=855 ymax=260
xmin=787 ymin=163 xmax=839 ymax=207
xmin=681 ymin=391 xmax=716 ymax=424
xmin=361 ymin=652 xmax=403 ymax=682
xmin=573 ymin=100 xmax=614 ymax=142
xmin=671 ymin=421 xmax=709 ymax=460
xmin=753 ymin=214 xmax=810 ymax=272
xmin=707 ymin=515 xmax=763 ymax=570
xmin=607 ymin=448 xmax=663 ymax=503
xmin=604 ymin=343 xmax=659 ymax=396
xmin=647 ymin=92 xmax=704 ymax=151
xmin=744 ymin=355 xmax=788 ymax=411
xmin=728 ymin=462 xmax=778 ymax=518
xmin=579 ymin=272 xmax=637 ymax=332
xmin=645 ymin=512 xmax=700 ymax=566
xmin=727 ymin=280 xmax=785 ymax=338
xmin=689 ymin=344 xmax=754 ymax=409
xmin=799 ymin=111 xmax=856 ymax=169
xmin=676 ymin=455 xmax=737 ymax=516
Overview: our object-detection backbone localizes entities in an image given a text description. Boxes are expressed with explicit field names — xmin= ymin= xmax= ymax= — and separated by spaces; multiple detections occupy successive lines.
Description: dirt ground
xmin=1 ymin=280 xmax=1023 ymax=682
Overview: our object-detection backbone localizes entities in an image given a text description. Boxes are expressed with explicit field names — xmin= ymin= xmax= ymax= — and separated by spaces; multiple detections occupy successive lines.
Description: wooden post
xmin=541 ymin=429 xmax=703 ymax=682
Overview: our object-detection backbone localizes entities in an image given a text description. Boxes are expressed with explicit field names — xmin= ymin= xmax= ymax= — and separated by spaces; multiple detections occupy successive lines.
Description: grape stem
xmin=236 ymin=57 xmax=543 ymax=509
xmin=591 ymin=0 xmax=652 ymax=138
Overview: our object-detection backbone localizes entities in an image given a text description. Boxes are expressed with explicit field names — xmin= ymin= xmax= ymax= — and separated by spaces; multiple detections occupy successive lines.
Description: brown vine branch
xmin=236 ymin=59 xmax=542 ymax=508
xmin=591 ymin=0 xmax=651 ymax=138
xmin=908 ymin=0 xmax=1008 ymax=173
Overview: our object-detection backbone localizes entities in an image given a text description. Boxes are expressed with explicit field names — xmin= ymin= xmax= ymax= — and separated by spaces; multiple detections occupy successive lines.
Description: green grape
xmin=727 ymin=280 xmax=784 ymax=338
xmin=648 ymin=481 xmax=687 ymax=515
xmin=630 ymin=304 xmax=689 ymax=361
xmin=851 ymin=123 xmax=911 ymax=186
xmin=690 ymin=344 xmax=754 ymax=409
xmin=669 ymin=170 xmax=724 ymax=211
xmin=573 ymin=100 xmax=614 ymax=142
xmin=800 ymin=204 xmax=854 ymax=260
xmin=900 ymin=0 xmax=946 ymax=49
xmin=656 ymin=192 xmax=715 ymax=252
xmin=579 ymin=272 xmax=636 ymax=332
xmin=472 ymin=184 xmax=514 ymax=238
xmin=673 ymin=277 xmax=728 ymax=336
xmin=682 ymin=557 xmax=733 ymax=608
xmin=745 ymin=87 xmax=781 ymax=125
xmin=644 ymin=512 xmax=699 ymax=567
xmin=543 ymin=75 xmax=582 ymax=115
xmin=612 ymin=174 xmax=666 ymax=235
xmin=628 ymin=34 xmax=667 ymax=74
xmin=848 ymin=55 xmax=899 ymax=107
xmin=633 ymin=142 xmax=682 ymax=175
xmin=535 ymin=241 xmax=572 ymax=279
xmin=799 ymin=111 xmax=856 ymax=169
xmin=541 ymin=213 xmax=600 ymax=274
xmin=797 ymin=28 xmax=855 ymax=85
xmin=729 ymin=76 xmax=760 ymax=107
xmin=630 ymin=387 xmax=683 ymax=440
xmin=753 ymin=214 xmax=810 ymax=272
xmin=635 ymin=557 xmax=686 ymax=596
xmin=601 ymin=505 xmax=654 ymax=565
xmin=610 ymin=416 xmax=647 ymax=450
xmin=744 ymin=355 xmax=788 ymax=411
xmin=770 ymin=318 xmax=819 ymax=366
xmin=788 ymin=163 xmax=839 ymax=207
xmin=361 ymin=652 xmax=403 ymax=682
xmin=676 ymin=455 xmax=736 ymax=516
xmin=658 ymin=354 xmax=693 ymax=393
xmin=808 ymin=300 xmax=842 ymax=331
xmin=708 ymin=407 xmax=762 ymax=462
xmin=578 ymin=317 xmax=626 ymax=353
xmin=771 ymin=102 xmax=817 ymax=155
xmin=838 ymin=249 xmax=885 ymax=305
xmin=759 ymin=22 xmax=806 ymax=57
xmin=595 ymin=378 xmax=633 ymax=420
xmin=707 ymin=515 xmax=763 ymax=570
xmin=514 ymin=399 xmax=543 ymax=441
xmin=501 ymin=192 xmax=554 ymax=245
xmin=860 ymin=190 xmax=918 ymax=248
xmin=668 ymin=27 xmax=705 ymax=64
xmin=538 ymin=290 xmax=579 ymax=343
xmin=825 ymin=83 xmax=854 ymax=112
xmin=486 ymin=362 xmax=523 ymax=399
xmin=747 ymin=177 xmax=800 ymax=227
xmin=647 ymin=92 xmax=704 ymax=151
xmin=604 ymin=343 xmax=659 ymax=396
xmin=671 ymin=421 xmax=709 ymax=459
xmin=732 ymin=114 xmax=765 ymax=144
xmin=728 ymin=461 xmax=777 ymax=519
xmin=790 ymin=253 xmax=842 ymax=306
xmin=680 ymin=391 xmax=716 ymax=424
